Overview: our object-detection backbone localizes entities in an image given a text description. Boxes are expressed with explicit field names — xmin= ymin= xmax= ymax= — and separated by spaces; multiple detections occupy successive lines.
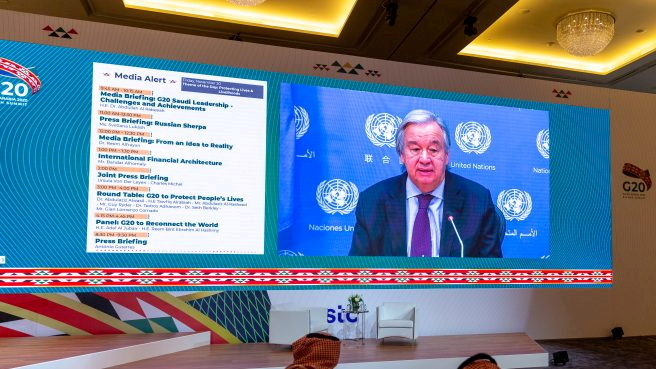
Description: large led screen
xmin=0 ymin=39 xmax=611 ymax=291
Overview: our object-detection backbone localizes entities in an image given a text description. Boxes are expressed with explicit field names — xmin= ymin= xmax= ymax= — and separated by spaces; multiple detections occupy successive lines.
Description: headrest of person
xmin=285 ymin=332 xmax=341 ymax=369
xmin=458 ymin=352 xmax=501 ymax=369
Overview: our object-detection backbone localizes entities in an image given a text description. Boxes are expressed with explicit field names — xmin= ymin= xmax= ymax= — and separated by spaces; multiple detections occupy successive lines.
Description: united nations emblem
xmin=536 ymin=129 xmax=549 ymax=159
xmin=316 ymin=179 xmax=359 ymax=215
xmin=365 ymin=113 xmax=402 ymax=147
xmin=454 ymin=121 xmax=492 ymax=154
xmin=294 ymin=105 xmax=310 ymax=139
xmin=278 ymin=249 xmax=305 ymax=256
xmin=497 ymin=189 xmax=533 ymax=221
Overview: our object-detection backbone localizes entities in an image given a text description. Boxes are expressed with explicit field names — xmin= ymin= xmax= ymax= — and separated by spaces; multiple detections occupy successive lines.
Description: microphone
xmin=448 ymin=215 xmax=464 ymax=258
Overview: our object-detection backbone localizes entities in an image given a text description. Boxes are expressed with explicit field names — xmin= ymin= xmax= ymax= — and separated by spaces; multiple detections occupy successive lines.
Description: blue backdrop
xmin=279 ymin=84 xmax=550 ymax=258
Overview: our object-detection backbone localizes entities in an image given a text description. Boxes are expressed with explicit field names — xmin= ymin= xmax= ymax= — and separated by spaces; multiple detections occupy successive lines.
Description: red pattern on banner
xmin=134 ymin=293 xmax=228 ymax=344
xmin=0 ymin=294 xmax=124 ymax=334
xmin=0 ymin=325 xmax=30 ymax=337
xmin=0 ymin=268 xmax=612 ymax=287
xmin=95 ymin=292 xmax=147 ymax=317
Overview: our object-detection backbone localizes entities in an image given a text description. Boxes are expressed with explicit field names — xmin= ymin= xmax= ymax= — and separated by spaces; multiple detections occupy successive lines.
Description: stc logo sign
xmin=327 ymin=305 xmax=359 ymax=323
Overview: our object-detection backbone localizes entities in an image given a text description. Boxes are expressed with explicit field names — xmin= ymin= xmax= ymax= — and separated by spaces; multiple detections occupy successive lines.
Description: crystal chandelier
xmin=227 ymin=0 xmax=267 ymax=5
xmin=556 ymin=10 xmax=615 ymax=57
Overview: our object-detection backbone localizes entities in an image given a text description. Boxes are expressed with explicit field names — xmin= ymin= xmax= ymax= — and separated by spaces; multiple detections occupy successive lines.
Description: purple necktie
xmin=411 ymin=194 xmax=433 ymax=257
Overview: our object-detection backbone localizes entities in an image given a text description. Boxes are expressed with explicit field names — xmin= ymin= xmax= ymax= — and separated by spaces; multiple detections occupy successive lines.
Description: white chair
xmin=376 ymin=302 xmax=418 ymax=341
xmin=268 ymin=306 xmax=329 ymax=345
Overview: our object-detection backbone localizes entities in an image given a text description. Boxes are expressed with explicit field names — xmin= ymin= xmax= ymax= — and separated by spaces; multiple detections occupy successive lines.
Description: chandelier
xmin=556 ymin=10 xmax=615 ymax=57
xmin=227 ymin=0 xmax=267 ymax=5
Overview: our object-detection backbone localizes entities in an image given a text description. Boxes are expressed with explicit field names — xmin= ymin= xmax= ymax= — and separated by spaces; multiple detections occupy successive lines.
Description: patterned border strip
xmin=0 ymin=269 xmax=612 ymax=287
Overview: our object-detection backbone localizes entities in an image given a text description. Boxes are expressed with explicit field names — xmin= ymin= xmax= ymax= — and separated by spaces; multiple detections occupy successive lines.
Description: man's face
xmin=400 ymin=122 xmax=449 ymax=193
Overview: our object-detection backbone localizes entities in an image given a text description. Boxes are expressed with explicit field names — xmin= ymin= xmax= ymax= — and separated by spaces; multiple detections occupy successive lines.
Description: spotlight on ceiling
xmin=384 ymin=0 xmax=398 ymax=27
xmin=464 ymin=16 xmax=478 ymax=37
xmin=556 ymin=10 xmax=615 ymax=56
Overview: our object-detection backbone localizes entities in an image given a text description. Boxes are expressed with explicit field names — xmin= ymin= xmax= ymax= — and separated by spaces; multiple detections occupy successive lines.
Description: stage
xmin=1 ymin=332 xmax=548 ymax=369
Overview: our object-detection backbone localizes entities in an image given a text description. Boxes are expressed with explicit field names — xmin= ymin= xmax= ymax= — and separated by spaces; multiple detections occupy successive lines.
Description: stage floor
xmin=0 ymin=332 xmax=209 ymax=369
xmin=114 ymin=332 xmax=548 ymax=369
xmin=0 ymin=332 xmax=548 ymax=369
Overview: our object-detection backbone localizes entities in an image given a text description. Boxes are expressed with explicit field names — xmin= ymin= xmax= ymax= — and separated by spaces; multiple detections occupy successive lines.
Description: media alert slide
xmin=86 ymin=62 xmax=266 ymax=254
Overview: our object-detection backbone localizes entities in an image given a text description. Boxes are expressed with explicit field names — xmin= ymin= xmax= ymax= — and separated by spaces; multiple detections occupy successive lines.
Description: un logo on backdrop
xmin=365 ymin=113 xmax=402 ymax=147
xmin=278 ymin=249 xmax=305 ymax=256
xmin=497 ymin=189 xmax=533 ymax=221
xmin=454 ymin=121 xmax=491 ymax=154
xmin=316 ymin=179 xmax=359 ymax=215
xmin=294 ymin=105 xmax=310 ymax=139
xmin=536 ymin=129 xmax=549 ymax=159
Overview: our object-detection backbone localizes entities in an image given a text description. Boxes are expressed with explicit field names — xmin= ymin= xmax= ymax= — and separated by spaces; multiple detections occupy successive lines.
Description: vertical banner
xmin=88 ymin=63 xmax=267 ymax=254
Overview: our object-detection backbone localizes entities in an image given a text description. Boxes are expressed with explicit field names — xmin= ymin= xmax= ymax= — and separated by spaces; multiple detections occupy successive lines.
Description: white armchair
xmin=376 ymin=302 xmax=418 ymax=341
xmin=269 ymin=306 xmax=329 ymax=345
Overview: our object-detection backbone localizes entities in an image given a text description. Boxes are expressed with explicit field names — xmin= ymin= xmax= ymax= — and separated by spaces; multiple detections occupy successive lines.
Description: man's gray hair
xmin=395 ymin=109 xmax=450 ymax=156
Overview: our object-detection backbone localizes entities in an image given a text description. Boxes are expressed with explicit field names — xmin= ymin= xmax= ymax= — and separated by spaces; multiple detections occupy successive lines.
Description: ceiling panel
xmin=2 ymin=0 xmax=656 ymax=93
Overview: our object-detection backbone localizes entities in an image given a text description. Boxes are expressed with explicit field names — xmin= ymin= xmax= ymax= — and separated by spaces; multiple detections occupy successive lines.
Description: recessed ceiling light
xmin=122 ymin=0 xmax=357 ymax=37
xmin=458 ymin=0 xmax=656 ymax=75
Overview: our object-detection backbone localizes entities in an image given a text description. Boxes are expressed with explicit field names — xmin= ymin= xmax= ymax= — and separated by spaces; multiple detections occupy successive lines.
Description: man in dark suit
xmin=349 ymin=110 xmax=503 ymax=257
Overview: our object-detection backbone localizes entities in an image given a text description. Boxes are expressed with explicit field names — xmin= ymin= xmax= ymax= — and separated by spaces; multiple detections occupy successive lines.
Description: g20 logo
xmin=1 ymin=80 xmax=30 ymax=97
xmin=0 ymin=57 xmax=42 ymax=95
xmin=623 ymin=181 xmax=648 ymax=193
xmin=621 ymin=163 xmax=651 ymax=193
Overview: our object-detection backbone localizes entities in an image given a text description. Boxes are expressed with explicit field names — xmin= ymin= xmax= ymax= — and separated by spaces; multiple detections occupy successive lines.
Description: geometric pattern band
xmin=0 ymin=291 xmax=271 ymax=343
xmin=0 ymin=268 xmax=613 ymax=287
